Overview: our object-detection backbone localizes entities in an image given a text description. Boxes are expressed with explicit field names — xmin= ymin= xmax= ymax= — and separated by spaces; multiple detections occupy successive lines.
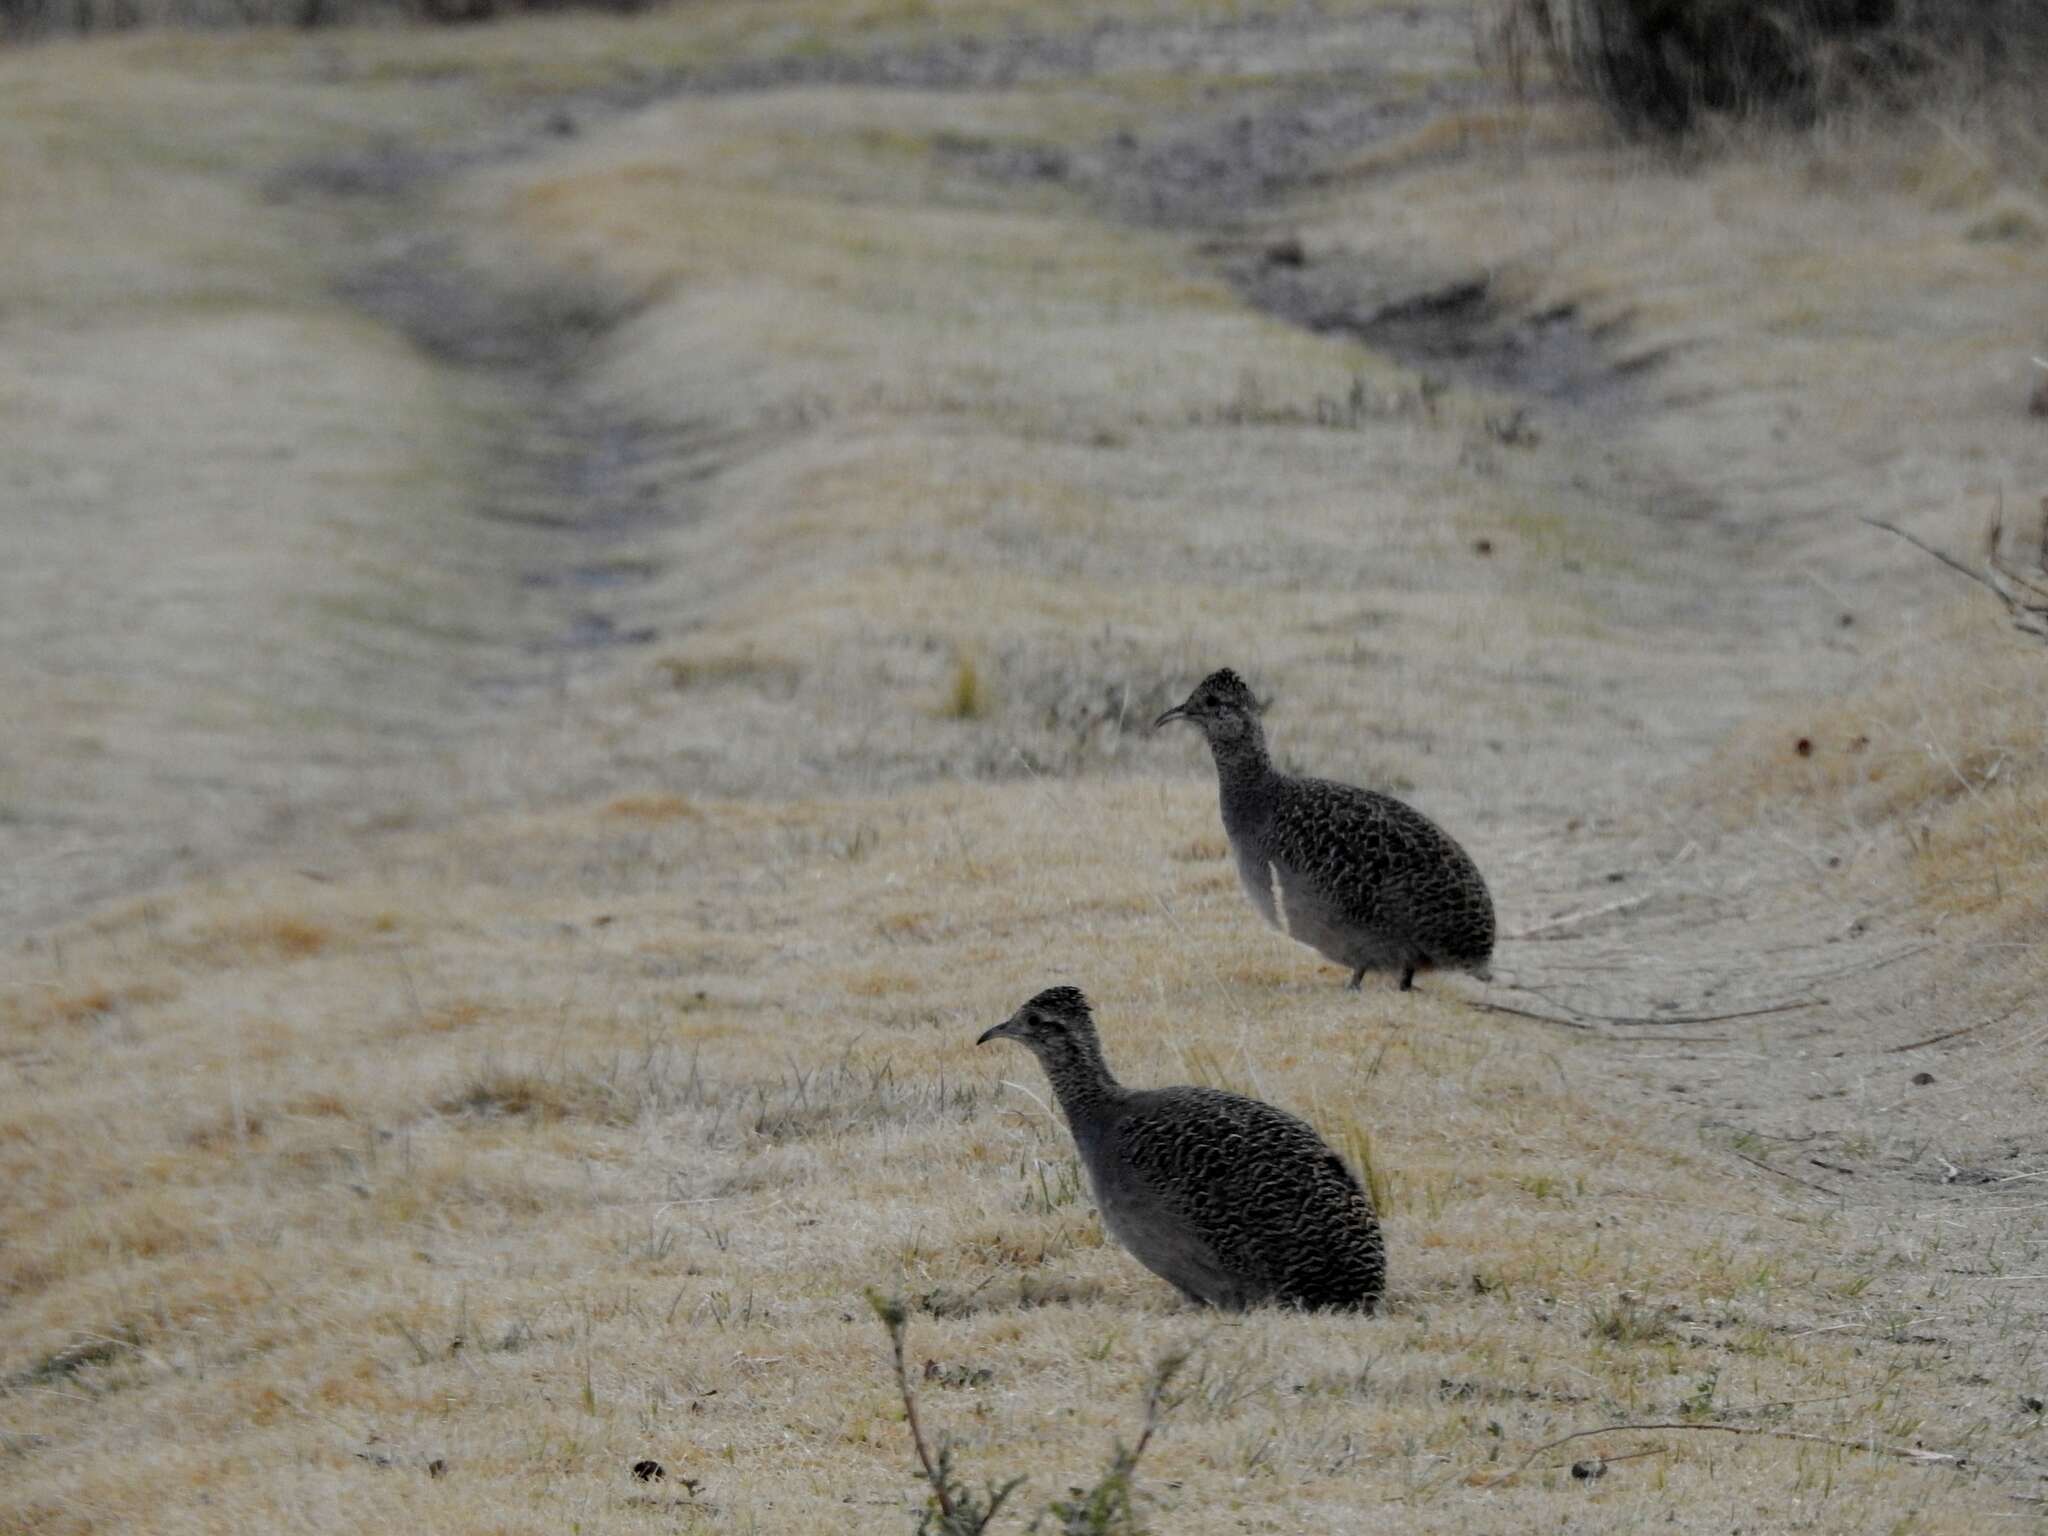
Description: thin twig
xmin=393 ymin=1321 xmax=433 ymax=1367
xmin=1465 ymin=998 xmax=1595 ymax=1030
xmin=1599 ymin=998 xmax=1825 ymax=1026
xmin=1888 ymin=1003 xmax=2024 ymax=1054
xmin=1502 ymin=891 xmax=1652 ymax=941
xmin=1733 ymin=1150 xmax=1843 ymax=1199
xmin=1126 ymin=1349 xmax=1192 ymax=1467
xmin=1585 ymin=1447 xmax=1669 ymax=1466
xmin=1605 ymin=1033 xmax=1733 ymax=1045
xmin=1480 ymin=1420 xmax=1961 ymax=1489
xmin=1540 ymin=1446 xmax=1669 ymax=1474
xmin=1471 ymin=995 xmax=1820 ymax=1031
xmin=872 ymin=1296 xmax=952 ymax=1521
xmin=1863 ymin=517 xmax=2002 ymax=595
xmin=1869 ymin=509 xmax=2048 ymax=639
xmin=1359 ymin=1033 xmax=1393 ymax=1090
xmin=1798 ymin=940 xmax=1935 ymax=985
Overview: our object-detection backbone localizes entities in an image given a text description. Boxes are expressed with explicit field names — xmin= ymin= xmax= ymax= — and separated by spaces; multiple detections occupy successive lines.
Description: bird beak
xmin=1152 ymin=703 xmax=1189 ymax=730
xmin=976 ymin=1014 xmax=1022 ymax=1046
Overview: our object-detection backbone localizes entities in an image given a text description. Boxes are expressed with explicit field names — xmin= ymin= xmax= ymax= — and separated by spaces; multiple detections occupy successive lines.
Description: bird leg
xmin=1347 ymin=967 xmax=1365 ymax=991
xmin=1398 ymin=964 xmax=1415 ymax=992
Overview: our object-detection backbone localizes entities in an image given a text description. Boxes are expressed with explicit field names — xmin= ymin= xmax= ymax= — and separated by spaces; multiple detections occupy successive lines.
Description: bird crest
xmin=1025 ymin=984 xmax=1092 ymax=1018
xmin=1196 ymin=668 xmax=1264 ymax=715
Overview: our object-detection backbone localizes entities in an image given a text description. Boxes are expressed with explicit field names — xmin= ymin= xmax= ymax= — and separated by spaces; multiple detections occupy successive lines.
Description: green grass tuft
xmin=940 ymin=653 xmax=992 ymax=721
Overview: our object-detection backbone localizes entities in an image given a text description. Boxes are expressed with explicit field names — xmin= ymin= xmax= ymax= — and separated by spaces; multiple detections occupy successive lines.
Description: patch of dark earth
xmin=1101 ymin=104 xmax=1672 ymax=416
xmin=920 ymin=65 xmax=1670 ymax=414
xmin=1079 ymin=92 xmax=1673 ymax=417
xmin=332 ymin=235 xmax=682 ymax=664
xmin=1241 ymin=264 xmax=1674 ymax=417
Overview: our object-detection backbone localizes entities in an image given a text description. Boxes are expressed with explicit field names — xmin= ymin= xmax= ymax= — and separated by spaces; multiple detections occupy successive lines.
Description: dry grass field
xmin=5 ymin=2 xmax=2048 ymax=1531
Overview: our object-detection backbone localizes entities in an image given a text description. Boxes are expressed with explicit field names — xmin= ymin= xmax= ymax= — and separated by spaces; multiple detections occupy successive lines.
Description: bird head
xmin=976 ymin=985 xmax=1096 ymax=1052
xmin=1152 ymin=667 xmax=1264 ymax=746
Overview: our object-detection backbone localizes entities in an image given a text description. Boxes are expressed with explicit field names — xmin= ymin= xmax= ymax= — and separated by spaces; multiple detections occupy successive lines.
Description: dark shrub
xmin=1496 ymin=0 xmax=2048 ymax=135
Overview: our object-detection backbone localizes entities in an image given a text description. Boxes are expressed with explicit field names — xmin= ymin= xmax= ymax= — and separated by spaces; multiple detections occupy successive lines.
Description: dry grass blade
xmin=1480 ymin=1421 xmax=1964 ymax=1489
xmin=1868 ymin=512 xmax=2048 ymax=641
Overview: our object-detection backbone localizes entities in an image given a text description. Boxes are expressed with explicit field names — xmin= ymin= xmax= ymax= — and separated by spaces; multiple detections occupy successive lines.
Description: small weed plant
xmin=867 ymin=1291 xmax=1188 ymax=1535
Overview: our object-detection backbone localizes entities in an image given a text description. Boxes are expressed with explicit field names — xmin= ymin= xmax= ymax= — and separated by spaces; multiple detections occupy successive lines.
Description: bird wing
xmin=1261 ymin=781 xmax=1433 ymax=921
xmin=1266 ymin=779 xmax=1493 ymax=955
xmin=1110 ymin=1088 xmax=1382 ymax=1301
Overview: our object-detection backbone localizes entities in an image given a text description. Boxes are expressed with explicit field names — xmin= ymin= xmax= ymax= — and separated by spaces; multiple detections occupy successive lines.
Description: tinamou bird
xmin=1154 ymin=668 xmax=1494 ymax=991
xmin=978 ymin=985 xmax=1384 ymax=1311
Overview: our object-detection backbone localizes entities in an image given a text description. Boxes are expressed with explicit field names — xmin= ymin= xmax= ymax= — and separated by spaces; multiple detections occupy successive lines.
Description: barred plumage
xmin=978 ymin=986 xmax=1384 ymax=1311
xmin=1156 ymin=669 xmax=1494 ymax=991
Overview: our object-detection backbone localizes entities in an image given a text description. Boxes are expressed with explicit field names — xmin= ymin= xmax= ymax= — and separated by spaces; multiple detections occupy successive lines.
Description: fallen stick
xmin=1888 ymin=1003 xmax=2024 ymax=1054
xmin=1477 ymin=995 xmax=1821 ymax=1029
xmin=1866 ymin=510 xmax=2048 ymax=640
xmin=1479 ymin=1420 xmax=1961 ymax=1489
xmin=1863 ymin=517 xmax=2001 ymax=594
xmin=1732 ymin=1149 xmax=1844 ymax=1199
xmin=1598 ymin=998 xmax=1826 ymax=1026
xmin=1502 ymin=891 xmax=1652 ymax=941
xmin=1465 ymin=998 xmax=1595 ymax=1031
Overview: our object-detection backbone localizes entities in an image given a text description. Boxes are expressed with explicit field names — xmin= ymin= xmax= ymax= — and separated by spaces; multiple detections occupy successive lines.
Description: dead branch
xmin=1864 ymin=516 xmax=2003 ymax=593
xmin=869 ymin=1293 xmax=955 ymax=1523
xmin=1599 ymin=998 xmax=1824 ymax=1027
xmin=1866 ymin=502 xmax=2048 ymax=641
xmin=1888 ymin=1002 xmax=2025 ymax=1054
xmin=1732 ymin=1149 xmax=1844 ymax=1199
xmin=1479 ymin=1420 xmax=1961 ymax=1489
xmin=1465 ymin=998 xmax=1596 ymax=1030
xmin=1468 ymin=991 xmax=1816 ymax=1037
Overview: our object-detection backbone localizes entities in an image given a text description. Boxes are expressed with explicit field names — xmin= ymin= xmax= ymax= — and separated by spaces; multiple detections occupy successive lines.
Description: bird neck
xmin=1208 ymin=721 xmax=1275 ymax=817
xmin=1035 ymin=1031 xmax=1120 ymax=1124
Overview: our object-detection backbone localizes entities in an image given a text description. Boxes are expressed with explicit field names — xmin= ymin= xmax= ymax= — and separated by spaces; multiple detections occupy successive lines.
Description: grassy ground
xmin=4 ymin=2 xmax=2048 ymax=1531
